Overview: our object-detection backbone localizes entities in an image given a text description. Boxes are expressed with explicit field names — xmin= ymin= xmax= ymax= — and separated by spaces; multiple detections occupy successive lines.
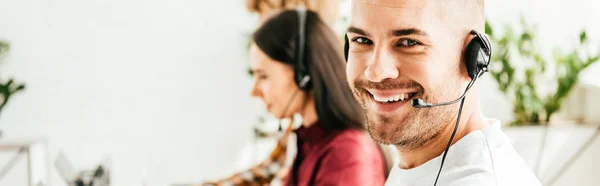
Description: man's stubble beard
xmin=365 ymin=101 xmax=455 ymax=151
xmin=354 ymin=81 xmax=461 ymax=151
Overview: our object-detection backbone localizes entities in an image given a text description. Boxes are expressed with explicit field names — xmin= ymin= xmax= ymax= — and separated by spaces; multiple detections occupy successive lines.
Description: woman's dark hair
xmin=252 ymin=10 xmax=365 ymax=132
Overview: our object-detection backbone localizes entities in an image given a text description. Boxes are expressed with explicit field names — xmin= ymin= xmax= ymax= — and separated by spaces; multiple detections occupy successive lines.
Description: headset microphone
xmin=411 ymin=72 xmax=480 ymax=108
xmin=411 ymin=90 xmax=468 ymax=108
xmin=277 ymin=87 xmax=301 ymax=131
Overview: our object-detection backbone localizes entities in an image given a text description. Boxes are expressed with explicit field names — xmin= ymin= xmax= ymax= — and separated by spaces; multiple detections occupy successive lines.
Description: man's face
xmin=346 ymin=0 xmax=468 ymax=149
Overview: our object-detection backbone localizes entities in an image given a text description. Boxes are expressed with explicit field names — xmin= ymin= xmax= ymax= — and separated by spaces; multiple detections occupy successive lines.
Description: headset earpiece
xmin=294 ymin=6 xmax=311 ymax=91
xmin=464 ymin=30 xmax=491 ymax=79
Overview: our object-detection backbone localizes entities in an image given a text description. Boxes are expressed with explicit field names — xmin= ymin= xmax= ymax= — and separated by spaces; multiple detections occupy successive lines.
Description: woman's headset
xmin=294 ymin=6 xmax=311 ymax=91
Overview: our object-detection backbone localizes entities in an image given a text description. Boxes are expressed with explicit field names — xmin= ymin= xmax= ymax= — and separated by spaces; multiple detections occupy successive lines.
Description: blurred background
xmin=0 ymin=0 xmax=598 ymax=186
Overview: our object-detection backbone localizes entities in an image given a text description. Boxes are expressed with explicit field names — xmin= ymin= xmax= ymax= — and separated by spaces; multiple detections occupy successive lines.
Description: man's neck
xmin=395 ymin=110 xmax=490 ymax=169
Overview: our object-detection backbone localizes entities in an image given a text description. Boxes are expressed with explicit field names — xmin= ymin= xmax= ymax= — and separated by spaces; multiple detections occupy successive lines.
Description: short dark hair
xmin=252 ymin=10 xmax=365 ymax=132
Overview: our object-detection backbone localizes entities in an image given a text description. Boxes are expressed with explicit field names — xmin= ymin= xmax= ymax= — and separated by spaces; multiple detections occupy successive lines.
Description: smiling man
xmin=345 ymin=0 xmax=541 ymax=185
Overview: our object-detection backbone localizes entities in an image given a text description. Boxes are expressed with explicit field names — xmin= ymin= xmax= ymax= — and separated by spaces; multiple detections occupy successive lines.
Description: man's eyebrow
xmin=390 ymin=28 xmax=429 ymax=37
xmin=347 ymin=27 xmax=428 ymax=38
xmin=347 ymin=26 xmax=371 ymax=37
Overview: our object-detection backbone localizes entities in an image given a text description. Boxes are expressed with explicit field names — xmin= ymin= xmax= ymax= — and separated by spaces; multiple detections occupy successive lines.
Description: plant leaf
xmin=580 ymin=31 xmax=587 ymax=43
xmin=485 ymin=20 xmax=493 ymax=37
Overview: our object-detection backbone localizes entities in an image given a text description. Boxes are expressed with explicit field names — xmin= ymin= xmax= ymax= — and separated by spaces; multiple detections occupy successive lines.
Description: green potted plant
xmin=486 ymin=17 xmax=599 ymax=126
xmin=486 ymin=17 xmax=600 ymax=184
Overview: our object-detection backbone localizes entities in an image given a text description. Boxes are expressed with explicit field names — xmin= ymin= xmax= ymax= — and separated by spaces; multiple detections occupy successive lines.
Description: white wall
xmin=0 ymin=0 xmax=263 ymax=186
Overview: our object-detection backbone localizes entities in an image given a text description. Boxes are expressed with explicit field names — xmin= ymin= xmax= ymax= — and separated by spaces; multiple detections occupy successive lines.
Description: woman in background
xmin=248 ymin=8 xmax=391 ymax=185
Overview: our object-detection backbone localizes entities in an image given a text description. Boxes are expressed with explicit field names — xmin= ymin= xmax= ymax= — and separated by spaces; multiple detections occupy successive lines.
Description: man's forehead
xmin=349 ymin=0 xmax=438 ymax=35
xmin=350 ymin=0 xmax=437 ymax=21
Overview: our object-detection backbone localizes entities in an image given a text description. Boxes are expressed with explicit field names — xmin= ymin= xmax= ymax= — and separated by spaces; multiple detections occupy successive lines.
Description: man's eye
xmin=398 ymin=39 xmax=420 ymax=47
xmin=352 ymin=37 xmax=372 ymax=45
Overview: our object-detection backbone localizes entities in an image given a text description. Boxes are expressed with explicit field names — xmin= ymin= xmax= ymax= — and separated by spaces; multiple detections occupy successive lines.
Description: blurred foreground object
xmin=0 ymin=139 xmax=50 ymax=186
xmin=245 ymin=0 xmax=339 ymax=26
xmin=198 ymin=119 xmax=295 ymax=186
xmin=486 ymin=17 xmax=600 ymax=126
xmin=54 ymin=151 xmax=112 ymax=186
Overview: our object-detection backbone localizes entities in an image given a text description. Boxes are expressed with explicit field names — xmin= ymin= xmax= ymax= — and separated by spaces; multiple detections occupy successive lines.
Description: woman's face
xmin=249 ymin=44 xmax=306 ymax=118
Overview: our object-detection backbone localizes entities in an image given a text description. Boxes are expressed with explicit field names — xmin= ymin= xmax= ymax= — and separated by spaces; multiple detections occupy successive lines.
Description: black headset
xmin=294 ymin=6 xmax=312 ymax=91
xmin=344 ymin=30 xmax=491 ymax=80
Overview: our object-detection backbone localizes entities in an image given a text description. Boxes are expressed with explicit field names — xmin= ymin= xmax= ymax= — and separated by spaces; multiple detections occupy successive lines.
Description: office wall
xmin=0 ymin=0 xmax=263 ymax=185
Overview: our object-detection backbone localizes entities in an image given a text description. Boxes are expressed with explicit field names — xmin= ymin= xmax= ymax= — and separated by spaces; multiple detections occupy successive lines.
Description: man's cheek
xmin=348 ymin=61 xmax=365 ymax=79
xmin=406 ymin=69 xmax=432 ymax=91
xmin=346 ymin=67 xmax=358 ymax=89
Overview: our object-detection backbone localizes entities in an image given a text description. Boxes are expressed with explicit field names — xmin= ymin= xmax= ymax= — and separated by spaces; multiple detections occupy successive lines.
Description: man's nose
xmin=364 ymin=47 xmax=400 ymax=82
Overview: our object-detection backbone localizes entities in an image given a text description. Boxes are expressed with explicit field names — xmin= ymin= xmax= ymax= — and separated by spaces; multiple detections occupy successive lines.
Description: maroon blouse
xmin=284 ymin=122 xmax=387 ymax=186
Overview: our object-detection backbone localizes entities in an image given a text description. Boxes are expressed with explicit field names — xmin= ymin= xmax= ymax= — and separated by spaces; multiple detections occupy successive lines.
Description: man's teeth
xmin=373 ymin=93 xmax=412 ymax=103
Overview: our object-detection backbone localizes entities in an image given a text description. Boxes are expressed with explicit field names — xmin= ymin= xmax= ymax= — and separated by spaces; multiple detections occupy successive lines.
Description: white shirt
xmin=385 ymin=119 xmax=541 ymax=186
